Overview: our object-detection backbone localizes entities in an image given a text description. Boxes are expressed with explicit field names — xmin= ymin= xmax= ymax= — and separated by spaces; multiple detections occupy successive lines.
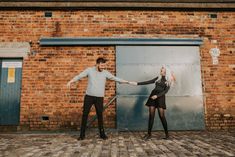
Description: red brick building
xmin=0 ymin=0 xmax=234 ymax=131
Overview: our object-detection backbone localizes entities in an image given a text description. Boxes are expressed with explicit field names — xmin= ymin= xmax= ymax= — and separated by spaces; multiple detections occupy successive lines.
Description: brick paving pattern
xmin=0 ymin=131 xmax=234 ymax=157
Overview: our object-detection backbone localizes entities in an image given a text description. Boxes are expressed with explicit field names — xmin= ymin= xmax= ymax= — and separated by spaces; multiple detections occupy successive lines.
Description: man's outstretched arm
xmin=105 ymin=71 xmax=128 ymax=84
xmin=67 ymin=68 xmax=89 ymax=88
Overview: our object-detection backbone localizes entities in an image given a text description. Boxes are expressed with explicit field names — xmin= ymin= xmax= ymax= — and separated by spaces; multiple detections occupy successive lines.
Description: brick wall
xmin=19 ymin=46 xmax=116 ymax=130
xmin=0 ymin=10 xmax=234 ymax=130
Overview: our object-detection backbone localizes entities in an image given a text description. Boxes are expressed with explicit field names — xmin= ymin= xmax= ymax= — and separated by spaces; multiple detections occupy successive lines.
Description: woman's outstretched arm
xmin=137 ymin=76 xmax=158 ymax=85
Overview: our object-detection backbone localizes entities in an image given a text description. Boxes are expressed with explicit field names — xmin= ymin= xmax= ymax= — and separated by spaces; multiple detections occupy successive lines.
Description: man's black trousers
xmin=80 ymin=94 xmax=105 ymax=137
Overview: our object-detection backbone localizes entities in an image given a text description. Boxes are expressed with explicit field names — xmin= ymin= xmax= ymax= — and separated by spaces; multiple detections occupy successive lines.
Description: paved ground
xmin=0 ymin=130 xmax=234 ymax=157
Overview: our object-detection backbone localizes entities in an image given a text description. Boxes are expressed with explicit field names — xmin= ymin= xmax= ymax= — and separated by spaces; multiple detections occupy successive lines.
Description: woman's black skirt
xmin=145 ymin=91 xmax=166 ymax=109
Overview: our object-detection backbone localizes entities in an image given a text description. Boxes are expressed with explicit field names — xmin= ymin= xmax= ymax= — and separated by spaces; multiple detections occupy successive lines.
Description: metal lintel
xmin=40 ymin=37 xmax=203 ymax=46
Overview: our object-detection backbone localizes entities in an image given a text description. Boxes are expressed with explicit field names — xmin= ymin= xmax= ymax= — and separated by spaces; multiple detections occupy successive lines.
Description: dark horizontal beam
xmin=40 ymin=37 xmax=203 ymax=46
xmin=1 ymin=0 xmax=235 ymax=2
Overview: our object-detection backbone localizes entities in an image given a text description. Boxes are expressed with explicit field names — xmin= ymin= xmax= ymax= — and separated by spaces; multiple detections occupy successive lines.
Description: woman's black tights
xmin=147 ymin=106 xmax=156 ymax=135
xmin=148 ymin=106 xmax=168 ymax=137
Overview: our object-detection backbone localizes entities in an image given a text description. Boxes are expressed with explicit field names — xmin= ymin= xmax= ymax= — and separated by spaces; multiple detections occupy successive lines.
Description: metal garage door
xmin=116 ymin=46 xmax=205 ymax=131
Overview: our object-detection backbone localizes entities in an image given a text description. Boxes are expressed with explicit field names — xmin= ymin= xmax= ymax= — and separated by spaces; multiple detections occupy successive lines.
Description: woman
xmin=129 ymin=66 xmax=175 ymax=140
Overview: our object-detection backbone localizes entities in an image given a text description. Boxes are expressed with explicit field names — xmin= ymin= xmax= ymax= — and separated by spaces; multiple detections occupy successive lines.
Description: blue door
xmin=116 ymin=46 xmax=205 ymax=131
xmin=0 ymin=59 xmax=22 ymax=125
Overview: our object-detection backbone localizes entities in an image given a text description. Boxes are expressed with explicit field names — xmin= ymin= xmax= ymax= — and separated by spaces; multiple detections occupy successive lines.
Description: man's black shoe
xmin=78 ymin=136 xmax=85 ymax=141
xmin=100 ymin=134 xmax=108 ymax=140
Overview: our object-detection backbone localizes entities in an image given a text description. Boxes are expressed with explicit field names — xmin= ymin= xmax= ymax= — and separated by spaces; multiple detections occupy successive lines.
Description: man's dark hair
xmin=96 ymin=57 xmax=107 ymax=64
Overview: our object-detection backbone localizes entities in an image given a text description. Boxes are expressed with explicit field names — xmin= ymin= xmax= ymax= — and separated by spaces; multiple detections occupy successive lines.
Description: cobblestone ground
xmin=0 ymin=130 xmax=234 ymax=157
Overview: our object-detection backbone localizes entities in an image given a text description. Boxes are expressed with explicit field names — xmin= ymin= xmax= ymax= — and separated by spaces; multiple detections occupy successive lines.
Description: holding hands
xmin=128 ymin=81 xmax=137 ymax=85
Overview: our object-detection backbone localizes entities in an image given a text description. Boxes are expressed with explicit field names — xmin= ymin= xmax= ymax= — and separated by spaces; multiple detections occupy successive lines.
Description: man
xmin=67 ymin=57 xmax=128 ymax=140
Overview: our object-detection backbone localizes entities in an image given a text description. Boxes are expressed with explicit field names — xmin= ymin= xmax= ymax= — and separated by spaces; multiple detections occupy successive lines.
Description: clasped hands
xmin=128 ymin=81 xmax=137 ymax=86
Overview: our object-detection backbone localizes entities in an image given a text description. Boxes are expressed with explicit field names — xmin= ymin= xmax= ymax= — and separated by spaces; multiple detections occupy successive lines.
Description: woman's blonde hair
xmin=157 ymin=66 xmax=176 ymax=87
